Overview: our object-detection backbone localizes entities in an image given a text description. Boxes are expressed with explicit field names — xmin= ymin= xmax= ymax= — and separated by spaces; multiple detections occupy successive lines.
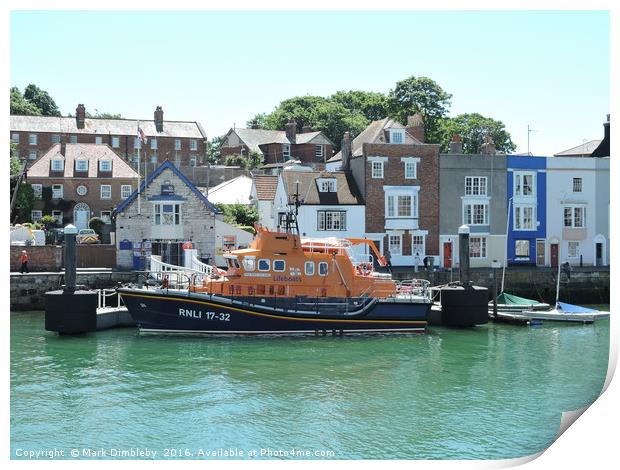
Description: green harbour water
xmin=11 ymin=310 xmax=609 ymax=460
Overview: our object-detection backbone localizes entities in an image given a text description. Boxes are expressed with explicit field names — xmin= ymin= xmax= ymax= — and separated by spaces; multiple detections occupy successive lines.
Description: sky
xmin=10 ymin=10 xmax=610 ymax=155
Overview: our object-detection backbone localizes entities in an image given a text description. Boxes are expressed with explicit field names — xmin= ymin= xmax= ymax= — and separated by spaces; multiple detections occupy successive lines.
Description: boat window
xmin=319 ymin=262 xmax=328 ymax=276
xmin=305 ymin=261 xmax=315 ymax=275
xmin=273 ymin=259 xmax=286 ymax=272
xmin=242 ymin=257 xmax=256 ymax=271
xmin=258 ymin=259 xmax=270 ymax=271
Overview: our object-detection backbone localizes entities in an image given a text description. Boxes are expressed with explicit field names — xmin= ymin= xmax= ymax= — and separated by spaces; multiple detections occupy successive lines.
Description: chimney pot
xmin=76 ymin=104 xmax=86 ymax=129
xmin=480 ymin=133 xmax=496 ymax=156
xmin=302 ymin=124 xmax=312 ymax=133
xmin=449 ymin=134 xmax=463 ymax=154
xmin=154 ymin=106 xmax=164 ymax=132
xmin=406 ymin=114 xmax=425 ymax=143
xmin=285 ymin=121 xmax=297 ymax=143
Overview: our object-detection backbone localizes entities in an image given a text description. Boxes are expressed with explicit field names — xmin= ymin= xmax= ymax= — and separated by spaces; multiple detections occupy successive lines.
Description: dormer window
xmin=99 ymin=159 xmax=112 ymax=172
xmin=51 ymin=158 xmax=64 ymax=172
xmin=318 ymin=178 xmax=337 ymax=192
xmin=75 ymin=159 xmax=88 ymax=172
xmin=390 ymin=130 xmax=404 ymax=144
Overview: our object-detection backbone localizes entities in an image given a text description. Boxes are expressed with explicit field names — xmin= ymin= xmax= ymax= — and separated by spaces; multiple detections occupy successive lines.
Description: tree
xmin=246 ymin=113 xmax=268 ymax=129
xmin=246 ymin=150 xmax=264 ymax=170
xmin=86 ymin=110 xmax=122 ymax=119
xmin=10 ymin=143 xmax=21 ymax=176
xmin=330 ymin=90 xmax=389 ymax=121
xmin=13 ymin=184 xmax=34 ymax=223
xmin=264 ymin=95 xmax=369 ymax=150
xmin=10 ymin=87 xmax=42 ymax=116
xmin=438 ymin=113 xmax=516 ymax=154
xmin=215 ymin=203 xmax=258 ymax=227
xmin=89 ymin=217 xmax=105 ymax=239
xmin=23 ymin=84 xmax=61 ymax=117
xmin=387 ymin=76 xmax=452 ymax=143
xmin=206 ymin=135 xmax=225 ymax=165
xmin=224 ymin=154 xmax=246 ymax=167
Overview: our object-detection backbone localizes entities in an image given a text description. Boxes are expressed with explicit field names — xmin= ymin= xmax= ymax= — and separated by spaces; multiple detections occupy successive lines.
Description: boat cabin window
xmin=273 ymin=260 xmax=286 ymax=272
xmin=305 ymin=261 xmax=315 ymax=275
xmin=318 ymin=262 xmax=328 ymax=276
xmin=226 ymin=257 xmax=240 ymax=269
xmin=258 ymin=259 xmax=271 ymax=271
xmin=242 ymin=257 xmax=256 ymax=271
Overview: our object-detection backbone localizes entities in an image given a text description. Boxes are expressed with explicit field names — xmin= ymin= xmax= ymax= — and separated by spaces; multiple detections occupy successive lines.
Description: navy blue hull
xmin=118 ymin=288 xmax=429 ymax=335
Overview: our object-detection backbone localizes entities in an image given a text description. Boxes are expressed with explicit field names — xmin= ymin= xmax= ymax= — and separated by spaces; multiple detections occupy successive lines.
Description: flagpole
xmin=137 ymin=120 xmax=141 ymax=215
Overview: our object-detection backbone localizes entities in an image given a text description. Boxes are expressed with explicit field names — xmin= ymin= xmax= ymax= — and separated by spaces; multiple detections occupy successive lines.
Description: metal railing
xmin=97 ymin=288 xmax=123 ymax=310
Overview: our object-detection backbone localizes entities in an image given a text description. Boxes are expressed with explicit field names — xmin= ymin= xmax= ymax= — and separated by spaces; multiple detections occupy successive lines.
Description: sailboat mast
xmin=555 ymin=241 xmax=562 ymax=306
xmin=501 ymin=198 xmax=512 ymax=293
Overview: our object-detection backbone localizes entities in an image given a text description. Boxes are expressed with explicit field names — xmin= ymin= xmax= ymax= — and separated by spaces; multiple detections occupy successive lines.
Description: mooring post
xmin=491 ymin=259 xmax=501 ymax=319
xmin=64 ymin=224 xmax=78 ymax=293
xmin=458 ymin=225 xmax=470 ymax=288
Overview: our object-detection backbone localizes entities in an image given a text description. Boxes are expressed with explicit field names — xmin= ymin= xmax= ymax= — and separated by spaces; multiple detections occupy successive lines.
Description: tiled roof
xmin=27 ymin=143 xmax=139 ymax=178
xmin=10 ymin=115 xmax=206 ymax=139
xmin=329 ymin=117 xmax=423 ymax=162
xmin=114 ymin=160 xmax=220 ymax=214
xmin=554 ymin=140 xmax=602 ymax=157
xmin=281 ymin=170 xmax=363 ymax=205
xmin=252 ymin=175 xmax=278 ymax=200
xmin=229 ymin=128 xmax=333 ymax=153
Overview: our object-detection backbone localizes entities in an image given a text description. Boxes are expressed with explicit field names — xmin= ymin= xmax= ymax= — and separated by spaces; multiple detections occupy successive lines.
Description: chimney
xmin=340 ymin=131 xmax=352 ymax=171
xmin=302 ymin=124 xmax=312 ymax=133
xmin=480 ymin=133 xmax=496 ymax=155
xmin=154 ymin=106 xmax=164 ymax=132
xmin=285 ymin=121 xmax=297 ymax=143
xmin=60 ymin=134 xmax=66 ymax=157
xmin=76 ymin=104 xmax=86 ymax=129
xmin=449 ymin=134 xmax=463 ymax=154
xmin=406 ymin=114 xmax=425 ymax=142
xmin=250 ymin=122 xmax=261 ymax=129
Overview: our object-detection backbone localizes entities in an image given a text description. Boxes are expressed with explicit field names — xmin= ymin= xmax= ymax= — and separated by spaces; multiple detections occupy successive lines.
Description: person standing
xmin=384 ymin=249 xmax=392 ymax=273
xmin=414 ymin=251 xmax=420 ymax=273
xmin=19 ymin=250 xmax=29 ymax=274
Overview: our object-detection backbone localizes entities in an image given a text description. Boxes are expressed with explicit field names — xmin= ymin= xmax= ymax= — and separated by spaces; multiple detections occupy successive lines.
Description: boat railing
xmin=395 ymin=279 xmax=432 ymax=300
xmin=189 ymin=255 xmax=215 ymax=276
xmin=149 ymin=255 xmax=210 ymax=287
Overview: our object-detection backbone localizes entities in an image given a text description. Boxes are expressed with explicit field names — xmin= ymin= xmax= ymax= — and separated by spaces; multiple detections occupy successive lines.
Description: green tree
xmin=89 ymin=217 xmax=105 ymax=239
xmin=86 ymin=110 xmax=122 ymax=119
xmin=330 ymin=90 xmax=389 ymax=121
xmin=13 ymin=184 xmax=34 ymax=223
xmin=215 ymin=203 xmax=258 ymax=227
xmin=10 ymin=143 xmax=22 ymax=176
xmin=438 ymin=113 xmax=516 ymax=154
xmin=387 ymin=76 xmax=452 ymax=143
xmin=246 ymin=150 xmax=264 ymax=170
xmin=224 ymin=154 xmax=246 ymax=167
xmin=206 ymin=135 xmax=225 ymax=165
xmin=10 ymin=87 xmax=42 ymax=116
xmin=23 ymin=84 xmax=61 ymax=117
xmin=246 ymin=113 xmax=268 ymax=129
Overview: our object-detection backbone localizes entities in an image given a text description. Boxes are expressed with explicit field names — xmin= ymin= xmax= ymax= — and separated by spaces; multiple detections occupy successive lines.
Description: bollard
xmin=491 ymin=259 xmax=501 ymax=319
xmin=458 ymin=225 xmax=470 ymax=288
xmin=63 ymin=224 xmax=78 ymax=293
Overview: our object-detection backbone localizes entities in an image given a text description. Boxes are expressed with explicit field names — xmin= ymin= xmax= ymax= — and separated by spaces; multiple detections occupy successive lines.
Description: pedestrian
xmin=414 ymin=251 xmax=420 ymax=273
xmin=384 ymin=249 xmax=392 ymax=273
xmin=19 ymin=250 xmax=29 ymax=274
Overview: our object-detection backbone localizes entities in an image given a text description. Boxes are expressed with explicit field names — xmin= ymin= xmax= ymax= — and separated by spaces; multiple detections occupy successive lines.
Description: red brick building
xmin=220 ymin=121 xmax=334 ymax=167
xmin=27 ymin=143 xmax=140 ymax=230
xmin=10 ymin=104 xmax=207 ymax=172
xmin=331 ymin=115 xmax=440 ymax=266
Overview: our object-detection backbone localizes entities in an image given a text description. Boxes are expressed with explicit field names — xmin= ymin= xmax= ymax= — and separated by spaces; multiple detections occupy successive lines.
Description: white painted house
xmin=273 ymin=170 xmax=365 ymax=239
xmin=249 ymin=175 xmax=279 ymax=230
xmin=546 ymin=156 xmax=609 ymax=266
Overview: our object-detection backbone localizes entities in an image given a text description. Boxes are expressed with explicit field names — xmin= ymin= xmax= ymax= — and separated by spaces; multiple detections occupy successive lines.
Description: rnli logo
xmin=289 ymin=267 xmax=301 ymax=276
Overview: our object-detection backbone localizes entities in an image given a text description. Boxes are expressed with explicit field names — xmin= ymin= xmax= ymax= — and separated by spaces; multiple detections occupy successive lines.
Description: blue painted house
xmin=506 ymin=156 xmax=547 ymax=266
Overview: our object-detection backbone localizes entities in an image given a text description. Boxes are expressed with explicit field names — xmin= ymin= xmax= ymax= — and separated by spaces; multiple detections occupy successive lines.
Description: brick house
xmin=10 ymin=104 xmax=207 ymax=171
xmin=26 ymin=143 xmax=140 ymax=231
xmin=220 ymin=122 xmax=334 ymax=167
xmin=330 ymin=115 xmax=440 ymax=267
xmin=114 ymin=160 xmax=222 ymax=270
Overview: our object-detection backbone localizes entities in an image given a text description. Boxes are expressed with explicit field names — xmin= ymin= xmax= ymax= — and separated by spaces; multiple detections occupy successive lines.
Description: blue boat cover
xmin=556 ymin=302 xmax=599 ymax=313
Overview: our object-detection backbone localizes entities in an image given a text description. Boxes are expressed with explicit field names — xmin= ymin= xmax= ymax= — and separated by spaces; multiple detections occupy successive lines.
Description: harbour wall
xmin=393 ymin=266 xmax=610 ymax=305
xmin=10 ymin=245 xmax=117 ymax=272
xmin=10 ymin=271 xmax=136 ymax=311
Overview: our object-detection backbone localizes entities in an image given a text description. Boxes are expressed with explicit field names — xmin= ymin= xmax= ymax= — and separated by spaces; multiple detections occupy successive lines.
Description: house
xmin=553 ymin=140 xmax=602 ymax=158
xmin=439 ymin=135 xmax=508 ymax=268
xmin=332 ymin=115 xmax=440 ymax=267
xmin=114 ymin=160 xmax=222 ymax=270
xmin=11 ymin=104 xmax=206 ymax=170
xmin=249 ymin=175 xmax=279 ymax=230
xmin=272 ymin=170 xmax=365 ymax=239
xmin=204 ymin=175 xmax=253 ymax=205
xmin=220 ymin=122 xmax=334 ymax=167
xmin=506 ymin=155 xmax=547 ymax=266
xmin=546 ymin=156 xmax=609 ymax=266
xmin=26 ymin=143 xmax=139 ymax=231
xmin=214 ymin=220 xmax=254 ymax=267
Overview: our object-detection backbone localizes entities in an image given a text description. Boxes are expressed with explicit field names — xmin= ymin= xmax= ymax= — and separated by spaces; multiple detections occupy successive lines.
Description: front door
xmin=550 ymin=243 xmax=559 ymax=268
xmin=73 ymin=203 xmax=91 ymax=230
xmin=443 ymin=242 xmax=452 ymax=268
xmin=596 ymin=243 xmax=603 ymax=266
xmin=536 ymin=240 xmax=546 ymax=266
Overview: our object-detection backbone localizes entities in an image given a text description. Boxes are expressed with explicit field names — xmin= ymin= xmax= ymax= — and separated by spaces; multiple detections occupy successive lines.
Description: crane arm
xmin=345 ymin=238 xmax=387 ymax=267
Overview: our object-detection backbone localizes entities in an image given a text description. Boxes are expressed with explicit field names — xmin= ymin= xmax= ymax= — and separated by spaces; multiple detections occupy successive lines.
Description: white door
xmin=73 ymin=203 xmax=91 ymax=229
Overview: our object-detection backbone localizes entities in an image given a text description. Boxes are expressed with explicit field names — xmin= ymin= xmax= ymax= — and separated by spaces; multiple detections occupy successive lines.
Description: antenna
xmin=527 ymin=125 xmax=538 ymax=155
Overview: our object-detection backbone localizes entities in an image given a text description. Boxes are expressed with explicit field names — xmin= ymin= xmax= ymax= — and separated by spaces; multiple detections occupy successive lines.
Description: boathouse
xmin=114 ymin=160 xmax=222 ymax=269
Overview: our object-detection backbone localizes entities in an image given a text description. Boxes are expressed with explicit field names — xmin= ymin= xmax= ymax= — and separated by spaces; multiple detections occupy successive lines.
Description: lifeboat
xmin=118 ymin=221 xmax=431 ymax=335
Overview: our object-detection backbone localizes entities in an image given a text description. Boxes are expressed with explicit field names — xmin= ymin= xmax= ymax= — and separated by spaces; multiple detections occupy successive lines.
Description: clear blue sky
xmin=10 ymin=10 xmax=609 ymax=155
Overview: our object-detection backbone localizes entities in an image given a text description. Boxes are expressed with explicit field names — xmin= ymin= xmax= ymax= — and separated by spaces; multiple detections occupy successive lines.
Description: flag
xmin=137 ymin=123 xmax=147 ymax=145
